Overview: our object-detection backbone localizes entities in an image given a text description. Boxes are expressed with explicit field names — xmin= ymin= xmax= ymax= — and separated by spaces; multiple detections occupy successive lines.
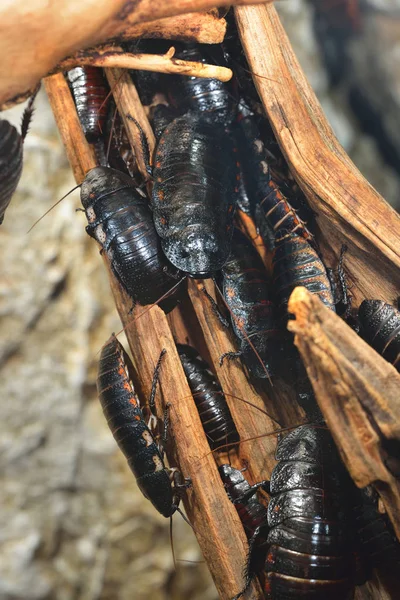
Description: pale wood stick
xmin=44 ymin=74 xmax=97 ymax=183
xmin=54 ymin=46 xmax=232 ymax=82
xmin=105 ymin=68 xmax=155 ymax=181
xmin=288 ymin=287 xmax=400 ymax=539
xmin=235 ymin=4 xmax=400 ymax=308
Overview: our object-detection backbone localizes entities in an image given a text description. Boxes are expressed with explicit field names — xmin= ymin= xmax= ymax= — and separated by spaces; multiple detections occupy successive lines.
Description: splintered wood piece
xmin=44 ymin=74 xmax=97 ymax=183
xmin=288 ymin=287 xmax=400 ymax=538
xmin=54 ymin=47 xmax=232 ymax=82
xmin=105 ymin=274 xmax=263 ymax=600
xmin=235 ymin=4 xmax=400 ymax=307
xmin=118 ymin=10 xmax=227 ymax=44
xmin=105 ymin=68 xmax=155 ymax=180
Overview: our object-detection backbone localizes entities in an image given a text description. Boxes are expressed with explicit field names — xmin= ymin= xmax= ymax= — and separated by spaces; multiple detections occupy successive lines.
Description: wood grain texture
xmin=235 ymin=4 xmax=400 ymax=308
xmin=288 ymin=287 xmax=400 ymax=540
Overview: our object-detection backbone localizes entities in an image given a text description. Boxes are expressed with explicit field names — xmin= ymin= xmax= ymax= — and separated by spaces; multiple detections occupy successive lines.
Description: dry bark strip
xmin=288 ymin=287 xmax=400 ymax=540
xmin=53 ymin=46 xmax=232 ymax=82
xmin=235 ymin=4 xmax=400 ymax=308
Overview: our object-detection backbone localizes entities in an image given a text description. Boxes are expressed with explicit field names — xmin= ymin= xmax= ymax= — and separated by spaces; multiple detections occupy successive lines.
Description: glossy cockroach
xmin=167 ymin=44 xmax=237 ymax=125
xmin=81 ymin=166 xmax=183 ymax=313
xmin=358 ymin=300 xmax=400 ymax=371
xmin=152 ymin=114 xmax=238 ymax=277
xmin=273 ymin=231 xmax=336 ymax=317
xmin=97 ymin=334 xmax=186 ymax=517
xmin=177 ymin=344 xmax=239 ymax=450
xmin=219 ymin=464 xmax=269 ymax=581
xmin=234 ymin=423 xmax=357 ymax=600
xmin=221 ymin=227 xmax=283 ymax=378
xmin=0 ymin=90 xmax=37 ymax=224
xmin=67 ymin=67 xmax=110 ymax=143
xmin=237 ymin=106 xmax=314 ymax=246
xmin=353 ymin=485 xmax=400 ymax=578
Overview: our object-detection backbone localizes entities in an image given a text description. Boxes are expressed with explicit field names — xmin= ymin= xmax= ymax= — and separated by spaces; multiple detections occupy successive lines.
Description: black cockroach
xmin=166 ymin=44 xmax=237 ymax=125
xmin=219 ymin=464 xmax=269 ymax=581
xmin=237 ymin=106 xmax=314 ymax=246
xmin=97 ymin=334 xmax=186 ymax=517
xmin=273 ymin=231 xmax=336 ymax=316
xmin=220 ymin=227 xmax=283 ymax=378
xmin=0 ymin=89 xmax=37 ymax=224
xmin=234 ymin=423 xmax=357 ymax=600
xmin=67 ymin=67 xmax=110 ymax=143
xmin=177 ymin=344 xmax=239 ymax=450
xmin=81 ymin=166 xmax=183 ymax=312
xmin=152 ymin=114 xmax=238 ymax=277
xmin=358 ymin=300 xmax=400 ymax=371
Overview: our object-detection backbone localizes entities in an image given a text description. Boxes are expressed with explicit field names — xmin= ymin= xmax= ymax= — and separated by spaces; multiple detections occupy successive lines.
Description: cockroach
xmin=237 ymin=106 xmax=314 ymax=246
xmin=81 ymin=166 xmax=183 ymax=313
xmin=152 ymin=114 xmax=238 ymax=277
xmin=219 ymin=464 xmax=269 ymax=581
xmin=97 ymin=334 xmax=187 ymax=517
xmin=273 ymin=231 xmax=336 ymax=317
xmin=358 ymin=300 xmax=400 ymax=371
xmin=167 ymin=44 xmax=237 ymax=125
xmin=177 ymin=344 xmax=239 ymax=450
xmin=220 ymin=227 xmax=284 ymax=379
xmin=0 ymin=89 xmax=37 ymax=224
xmin=67 ymin=67 xmax=110 ymax=143
xmin=234 ymin=423 xmax=357 ymax=599
xmin=353 ymin=485 xmax=400 ymax=578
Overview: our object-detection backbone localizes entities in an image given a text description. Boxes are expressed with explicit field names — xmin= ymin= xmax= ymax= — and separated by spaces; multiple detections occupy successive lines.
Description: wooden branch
xmin=105 ymin=68 xmax=155 ymax=181
xmin=117 ymin=11 xmax=227 ymax=44
xmin=44 ymin=74 xmax=97 ymax=184
xmin=53 ymin=46 xmax=232 ymax=82
xmin=0 ymin=0 xmax=268 ymax=108
xmin=235 ymin=4 xmax=400 ymax=307
xmin=288 ymin=287 xmax=400 ymax=539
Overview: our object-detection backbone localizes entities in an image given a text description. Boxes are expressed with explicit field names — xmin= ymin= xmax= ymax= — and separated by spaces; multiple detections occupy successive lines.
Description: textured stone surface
xmin=0 ymin=90 xmax=216 ymax=600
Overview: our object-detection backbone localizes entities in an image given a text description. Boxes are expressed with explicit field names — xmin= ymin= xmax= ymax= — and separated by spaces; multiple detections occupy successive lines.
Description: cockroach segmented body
xmin=273 ymin=232 xmax=335 ymax=316
xmin=177 ymin=344 xmax=239 ymax=450
xmin=0 ymin=120 xmax=23 ymax=224
xmin=68 ymin=67 xmax=110 ymax=143
xmin=237 ymin=108 xmax=314 ymax=245
xmin=221 ymin=228 xmax=283 ymax=378
xmin=358 ymin=300 xmax=400 ymax=371
xmin=81 ymin=166 xmax=182 ymax=312
xmin=97 ymin=334 xmax=184 ymax=517
xmin=167 ymin=44 xmax=237 ymax=125
xmin=152 ymin=115 xmax=238 ymax=277
xmin=234 ymin=424 xmax=357 ymax=599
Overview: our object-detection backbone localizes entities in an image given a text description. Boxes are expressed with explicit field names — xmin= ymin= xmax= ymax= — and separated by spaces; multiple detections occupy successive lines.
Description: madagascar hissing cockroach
xmin=219 ymin=464 xmax=269 ymax=581
xmin=67 ymin=67 xmax=110 ymax=143
xmin=220 ymin=227 xmax=283 ymax=379
xmin=177 ymin=344 xmax=239 ymax=450
xmin=273 ymin=231 xmax=336 ymax=317
xmin=166 ymin=44 xmax=237 ymax=125
xmin=0 ymin=89 xmax=37 ymax=224
xmin=81 ymin=166 xmax=182 ymax=313
xmin=237 ymin=105 xmax=314 ymax=246
xmin=358 ymin=300 xmax=400 ymax=371
xmin=234 ymin=423 xmax=357 ymax=600
xmin=97 ymin=334 xmax=187 ymax=517
xmin=152 ymin=114 xmax=238 ymax=277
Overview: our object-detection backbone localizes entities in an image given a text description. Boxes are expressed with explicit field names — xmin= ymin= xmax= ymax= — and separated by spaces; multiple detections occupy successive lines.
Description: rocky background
xmin=1 ymin=2 xmax=399 ymax=599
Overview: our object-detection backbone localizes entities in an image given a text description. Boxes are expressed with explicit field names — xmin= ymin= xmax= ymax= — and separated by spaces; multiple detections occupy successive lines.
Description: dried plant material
xmin=288 ymin=286 xmax=400 ymax=539
xmin=235 ymin=4 xmax=400 ymax=307
xmin=54 ymin=46 xmax=233 ymax=82
xmin=44 ymin=74 xmax=97 ymax=183
xmin=0 ymin=0 xmax=268 ymax=108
